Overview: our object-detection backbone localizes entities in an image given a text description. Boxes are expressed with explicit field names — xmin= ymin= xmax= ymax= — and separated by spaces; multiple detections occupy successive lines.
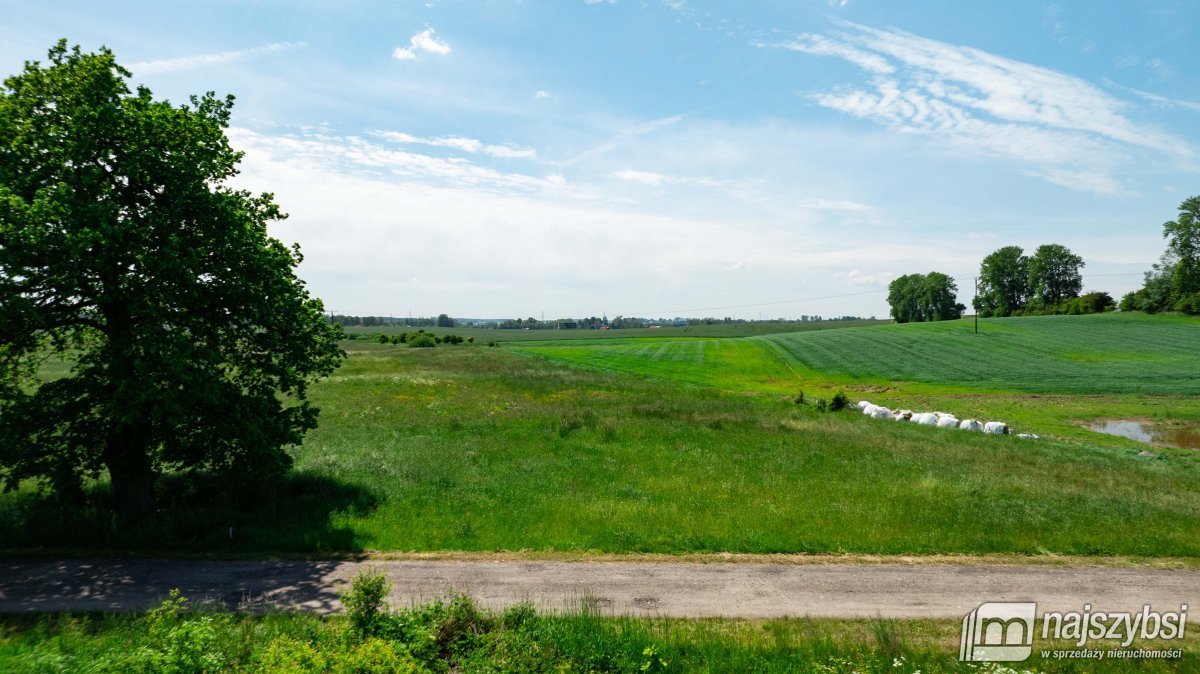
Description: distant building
xmin=673 ymin=320 xmax=689 ymax=327
xmin=557 ymin=321 xmax=579 ymax=329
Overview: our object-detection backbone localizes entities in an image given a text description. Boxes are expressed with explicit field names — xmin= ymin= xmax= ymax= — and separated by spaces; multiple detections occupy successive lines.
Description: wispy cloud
xmin=534 ymin=90 xmax=551 ymax=99
xmin=767 ymin=21 xmax=1191 ymax=195
xmin=129 ymin=42 xmax=305 ymax=76
xmin=374 ymin=130 xmax=536 ymax=159
xmin=563 ymin=114 xmax=685 ymax=166
xmin=232 ymin=128 xmax=554 ymax=194
xmin=393 ymin=28 xmax=452 ymax=61
xmin=1116 ymin=83 xmax=1200 ymax=112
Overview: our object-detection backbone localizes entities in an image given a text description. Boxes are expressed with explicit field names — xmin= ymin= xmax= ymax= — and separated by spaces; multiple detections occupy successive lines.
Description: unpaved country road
xmin=0 ymin=559 xmax=1196 ymax=619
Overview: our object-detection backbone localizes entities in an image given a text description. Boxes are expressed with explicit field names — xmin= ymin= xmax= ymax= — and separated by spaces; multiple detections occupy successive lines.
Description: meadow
xmin=3 ymin=313 xmax=1197 ymax=557
xmin=518 ymin=312 xmax=1200 ymax=445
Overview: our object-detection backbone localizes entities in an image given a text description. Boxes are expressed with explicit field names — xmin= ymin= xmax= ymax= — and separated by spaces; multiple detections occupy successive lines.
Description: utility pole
xmin=973 ymin=276 xmax=979 ymax=335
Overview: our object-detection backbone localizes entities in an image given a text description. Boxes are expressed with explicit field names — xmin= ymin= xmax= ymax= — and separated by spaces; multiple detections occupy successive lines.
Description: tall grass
xmin=2 ymin=590 xmax=1193 ymax=672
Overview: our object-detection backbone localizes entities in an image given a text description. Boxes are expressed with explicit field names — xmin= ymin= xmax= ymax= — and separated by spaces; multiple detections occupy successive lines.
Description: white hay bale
xmin=1016 ymin=433 xmax=1039 ymax=440
xmin=958 ymin=419 xmax=983 ymax=432
xmin=914 ymin=412 xmax=938 ymax=426
xmin=856 ymin=400 xmax=872 ymax=410
xmin=870 ymin=407 xmax=892 ymax=420
xmin=862 ymin=404 xmax=878 ymax=416
xmin=936 ymin=416 xmax=959 ymax=429
xmin=892 ymin=409 xmax=913 ymax=421
xmin=983 ymin=421 xmax=1009 ymax=435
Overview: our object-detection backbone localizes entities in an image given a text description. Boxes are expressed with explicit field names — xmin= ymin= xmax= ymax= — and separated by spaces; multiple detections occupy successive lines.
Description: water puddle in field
xmin=1085 ymin=419 xmax=1200 ymax=449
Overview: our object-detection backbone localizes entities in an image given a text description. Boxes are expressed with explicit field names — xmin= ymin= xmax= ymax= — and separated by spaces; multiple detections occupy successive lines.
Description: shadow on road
xmin=0 ymin=558 xmax=351 ymax=613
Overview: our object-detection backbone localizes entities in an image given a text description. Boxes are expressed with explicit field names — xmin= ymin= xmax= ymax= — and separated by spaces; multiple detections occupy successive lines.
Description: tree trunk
xmin=104 ymin=427 xmax=155 ymax=523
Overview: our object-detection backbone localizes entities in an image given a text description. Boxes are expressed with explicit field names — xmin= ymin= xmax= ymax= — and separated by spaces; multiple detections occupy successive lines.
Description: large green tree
xmin=1027 ymin=244 xmax=1084 ymax=310
xmin=888 ymin=272 xmax=964 ymax=323
xmin=1164 ymin=196 xmax=1200 ymax=305
xmin=0 ymin=42 xmax=344 ymax=519
xmin=976 ymin=245 xmax=1029 ymax=317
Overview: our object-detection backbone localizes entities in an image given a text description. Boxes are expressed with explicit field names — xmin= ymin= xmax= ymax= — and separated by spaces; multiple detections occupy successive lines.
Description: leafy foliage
xmin=0 ymin=42 xmax=344 ymax=518
xmin=1027 ymin=244 xmax=1084 ymax=310
xmin=886 ymin=273 xmax=964 ymax=323
xmin=976 ymin=246 xmax=1029 ymax=318
xmin=343 ymin=569 xmax=392 ymax=637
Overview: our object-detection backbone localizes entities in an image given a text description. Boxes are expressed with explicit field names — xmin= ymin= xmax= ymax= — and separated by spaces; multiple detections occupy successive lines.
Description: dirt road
xmin=1 ymin=558 xmax=1195 ymax=619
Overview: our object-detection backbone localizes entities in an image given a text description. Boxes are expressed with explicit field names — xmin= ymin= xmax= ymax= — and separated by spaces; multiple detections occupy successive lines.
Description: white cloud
xmin=1119 ymin=84 xmax=1200 ymax=113
xmin=374 ymin=130 xmax=537 ymax=159
xmin=129 ymin=42 xmax=305 ymax=75
xmin=534 ymin=90 xmax=551 ymax=99
xmin=771 ymin=21 xmax=1192 ymax=195
xmin=611 ymin=168 xmax=724 ymax=188
xmin=584 ymin=0 xmax=617 ymax=4
xmin=778 ymin=35 xmax=893 ymax=75
xmin=612 ymin=168 xmax=668 ymax=185
xmin=225 ymin=126 xmax=959 ymax=318
xmin=393 ymin=28 xmax=451 ymax=61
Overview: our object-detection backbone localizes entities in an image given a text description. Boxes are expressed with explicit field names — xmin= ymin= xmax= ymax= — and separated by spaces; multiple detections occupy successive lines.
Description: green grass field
xmin=517 ymin=312 xmax=1200 ymax=446
xmin=4 ymin=312 xmax=1197 ymax=557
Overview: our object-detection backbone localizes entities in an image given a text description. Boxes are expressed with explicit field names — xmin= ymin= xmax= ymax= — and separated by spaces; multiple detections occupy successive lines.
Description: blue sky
xmin=3 ymin=0 xmax=1198 ymax=319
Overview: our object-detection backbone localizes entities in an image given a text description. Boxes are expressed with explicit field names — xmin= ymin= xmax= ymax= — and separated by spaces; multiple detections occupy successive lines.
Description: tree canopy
xmin=0 ymin=42 xmax=345 ymax=519
xmin=976 ymin=246 xmax=1029 ymax=318
xmin=887 ymin=272 xmax=964 ymax=323
xmin=1123 ymin=196 xmax=1200 ymax=314
xmin=1027 ymin=244 xmax=1084 ymax=311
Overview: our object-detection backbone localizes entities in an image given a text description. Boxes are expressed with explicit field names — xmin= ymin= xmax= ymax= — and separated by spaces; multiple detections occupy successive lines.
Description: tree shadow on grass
xmin=0 ymin=470 xmax=378 ymax=557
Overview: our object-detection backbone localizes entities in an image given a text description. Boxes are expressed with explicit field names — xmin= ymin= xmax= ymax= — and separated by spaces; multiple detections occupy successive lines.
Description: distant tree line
xmin=346 ymin=330 xmax=471 ymax=347
xmin=1121 ymin=196 xmax=1200 ymax=315
xmin=328 ymin=314 xmax=439 ymax=327
xmin=886 ymin=273 xmax=965 ymax=323
xmin=333 ymin=314 xmax=876 ymax=330
xmin=974 ymin=243 xmax=1104 ymax=316
xmin=884 ymin=242 xmax=1110 ymax=323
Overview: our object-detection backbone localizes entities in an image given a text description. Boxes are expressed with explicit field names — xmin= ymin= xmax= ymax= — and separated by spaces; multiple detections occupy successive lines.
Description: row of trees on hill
xmin=886 ymin=273 xmax=965 ymax=323
xmin=975 ymin=244 xmax=1087 ymax=317
xmin=887 ymin=244 xmax=1099 ymax=323
xmin=1121 ymin=197 xmax=1200 ymax=314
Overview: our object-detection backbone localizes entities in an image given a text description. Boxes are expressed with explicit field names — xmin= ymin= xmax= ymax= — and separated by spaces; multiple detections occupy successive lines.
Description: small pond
xmin=1086 ymin=419 xmax=1200 ymax=450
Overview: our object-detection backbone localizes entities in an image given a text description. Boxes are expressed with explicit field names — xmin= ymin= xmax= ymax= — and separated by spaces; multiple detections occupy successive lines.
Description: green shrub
xmin=436 ymin=594 xmax=491 ymax=656
xmin=409 ymin=335 xmax=436 ymax=349
xmin=343 ymin=569 xmax=391 ymax=637
xmin=1174 ymin=292 xmax=1200 ymax=315
xmin=829 ymin=391 xmax=850 ymax=412
xmin=337 ymin=638 xmax=426 ymax=674
xmin=256 ymin=636 xmax=329 ymax=673
xmin=813 ymin=398 xmax=828 ymax=412
xmin=377 ymin=334 xmax=389 ymax=344
xmin=793 ymin=391 xmax=805 ymax=405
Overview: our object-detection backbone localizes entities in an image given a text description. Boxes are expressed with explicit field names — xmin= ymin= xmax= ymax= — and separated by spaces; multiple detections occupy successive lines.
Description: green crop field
xmin=517 ymin=312 xmax=1200 ymax=445
xmin=4 ymin=312 xmax=1197 ymax=557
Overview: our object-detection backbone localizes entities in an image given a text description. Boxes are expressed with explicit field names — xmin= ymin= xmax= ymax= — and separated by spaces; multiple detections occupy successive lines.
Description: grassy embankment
xmin=4 ymin=313 xmax=1196 ymax=557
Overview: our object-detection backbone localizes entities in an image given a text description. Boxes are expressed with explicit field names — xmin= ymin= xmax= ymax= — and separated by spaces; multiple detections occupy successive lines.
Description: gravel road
xmin=1 ymin=558 xmax=1195 ymax=619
